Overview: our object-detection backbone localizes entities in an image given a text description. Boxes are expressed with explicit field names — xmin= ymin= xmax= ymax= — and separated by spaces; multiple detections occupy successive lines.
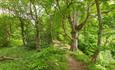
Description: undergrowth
xmin=0 ymin=47 xmax=68 ymax=70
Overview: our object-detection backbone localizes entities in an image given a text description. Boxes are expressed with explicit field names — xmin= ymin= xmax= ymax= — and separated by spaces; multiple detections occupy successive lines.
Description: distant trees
xmin=0 ymin=15 xmax=15 ymax=47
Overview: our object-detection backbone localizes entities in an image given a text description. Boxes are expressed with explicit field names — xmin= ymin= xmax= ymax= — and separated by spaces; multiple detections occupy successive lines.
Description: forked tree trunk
xmin=69 ymin=12 xmax=78 ymax=51
xmin=59 ymin=0 xmax=90 ymax=52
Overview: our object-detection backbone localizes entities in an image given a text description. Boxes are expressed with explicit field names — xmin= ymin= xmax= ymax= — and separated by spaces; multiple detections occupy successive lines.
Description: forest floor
xmin=0 ymin=47 xmax=87 ymax=70
xmin=0 ymin=47 xmax=36 ymax=70
xmin=0 ymin=47 xmax=114 ymax=70
xmin=68 ymin=56 xmax=86 ymax=70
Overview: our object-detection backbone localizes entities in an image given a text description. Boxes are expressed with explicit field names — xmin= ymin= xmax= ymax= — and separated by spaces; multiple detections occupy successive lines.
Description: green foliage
xmin=79 ymin=37 xmax=97 ymax=56
xmin=96 ymin=50 xmax=115 ymax=70
xmin=0 ymin=47 xmax=68 ymax=70
xmin=0 ymin=0 xmax=114 ymax=70
xmin=87 ymin=63 xmax=99 ymax=70
xmin=30 ymin=47 xmax=68 ymax=70
xmin=0 ymin=47 xmax=35 ymax=70
xmin=69 ymin=50 xmax=90 ymax=64
xmin=87 ymin=50 xmax=115 ymax=70
xmin=69 ymin=50 xmax=115 ymax=70
xmin=10 ymin=39 xmax=23 ymax=47
xmin=0 ymin=15 xmax=11 ymax=47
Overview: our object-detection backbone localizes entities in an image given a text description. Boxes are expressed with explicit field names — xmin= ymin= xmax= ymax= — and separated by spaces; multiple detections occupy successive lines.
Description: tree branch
xmin=0 ymin=56 xmax=15 ymax=61
xmin=77 ymin=2 xmax=95 ymax=31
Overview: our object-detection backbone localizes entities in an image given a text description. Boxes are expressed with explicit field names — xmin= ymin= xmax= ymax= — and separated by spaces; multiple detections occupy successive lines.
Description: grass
xmin=68 ymin=50 xmax=90 ymax=64
xmin=0 ymin=47 xmax=114 ymax=70
xmin=0 ymin=47 xmax=68 ymax=70
xmin=68 ymin=50 xmax=115 ymax=70
xmin=0 ymin=47 xmax=37 ymax=70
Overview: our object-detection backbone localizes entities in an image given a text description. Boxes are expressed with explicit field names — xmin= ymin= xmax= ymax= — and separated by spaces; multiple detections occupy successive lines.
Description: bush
xmin=87 ymin=50 xmax=115 ymax=70
xmin=96 ymin=50 xmax=115 ymax=70
xmin=78 ymin=39 xmax=97 ymax=56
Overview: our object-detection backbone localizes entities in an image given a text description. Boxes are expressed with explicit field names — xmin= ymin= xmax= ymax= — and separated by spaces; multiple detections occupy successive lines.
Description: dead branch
xmin=0 ymin=56 xmax=15 ymax=61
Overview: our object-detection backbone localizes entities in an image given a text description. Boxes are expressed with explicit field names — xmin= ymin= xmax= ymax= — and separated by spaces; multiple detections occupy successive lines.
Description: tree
xmin=92 ymin=0 xmax=103 ymax=62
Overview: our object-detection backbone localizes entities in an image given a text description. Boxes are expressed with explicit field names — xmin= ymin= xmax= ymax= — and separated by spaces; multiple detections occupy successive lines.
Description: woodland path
xmin=68 ymin=57 xmax=86 ymax=70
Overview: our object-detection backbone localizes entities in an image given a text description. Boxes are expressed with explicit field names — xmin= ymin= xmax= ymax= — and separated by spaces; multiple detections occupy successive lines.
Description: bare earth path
xmin=68 ymin=57 xmax=86 ymax=70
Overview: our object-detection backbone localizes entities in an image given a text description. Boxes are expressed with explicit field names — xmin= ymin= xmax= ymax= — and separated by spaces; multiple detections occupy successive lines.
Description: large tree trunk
xmin=69 ymin=12 xmax=78 ymax=51
xmin=70 ymin=31 xmax=78 ymax=51
xmin=92 ymin=0 xmax=103 ymax=62
xmin=96 ymin=1 xmax=103 ymax=47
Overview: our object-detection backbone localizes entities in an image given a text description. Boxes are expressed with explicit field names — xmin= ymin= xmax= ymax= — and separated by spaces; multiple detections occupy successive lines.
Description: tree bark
xmin=35 ymin=21 xmax=40 ymax=49
xmin=48 ymin=15 xmax=53 ymax=44
xmin=67 ymin=1 xmax=91 ymax=52
xmin=19 ymin=18 xmax=26 ymax=46
xmin=29 ymin=0 xmax=40 ymax=49
xmin=0 ymin=56 xmax=15 ymax=61
xmin=70 ymin=31 xmax=78 ymax=51
xmin=92 ymin=0 xmax=103 ymax=62
xmin=69 ymin=12 xmax=78 ymax=51
xmin=57 ymin=0 xmax=91 ymax=52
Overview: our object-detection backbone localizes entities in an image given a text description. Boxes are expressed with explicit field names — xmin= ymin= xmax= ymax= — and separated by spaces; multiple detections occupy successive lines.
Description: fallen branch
xmin=0 ymin=56 xmax=15 ymax=61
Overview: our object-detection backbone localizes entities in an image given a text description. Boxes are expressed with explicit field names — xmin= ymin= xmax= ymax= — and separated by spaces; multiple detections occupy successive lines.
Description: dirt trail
xmin=68 ymin=57 xmax=86 ymax=70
